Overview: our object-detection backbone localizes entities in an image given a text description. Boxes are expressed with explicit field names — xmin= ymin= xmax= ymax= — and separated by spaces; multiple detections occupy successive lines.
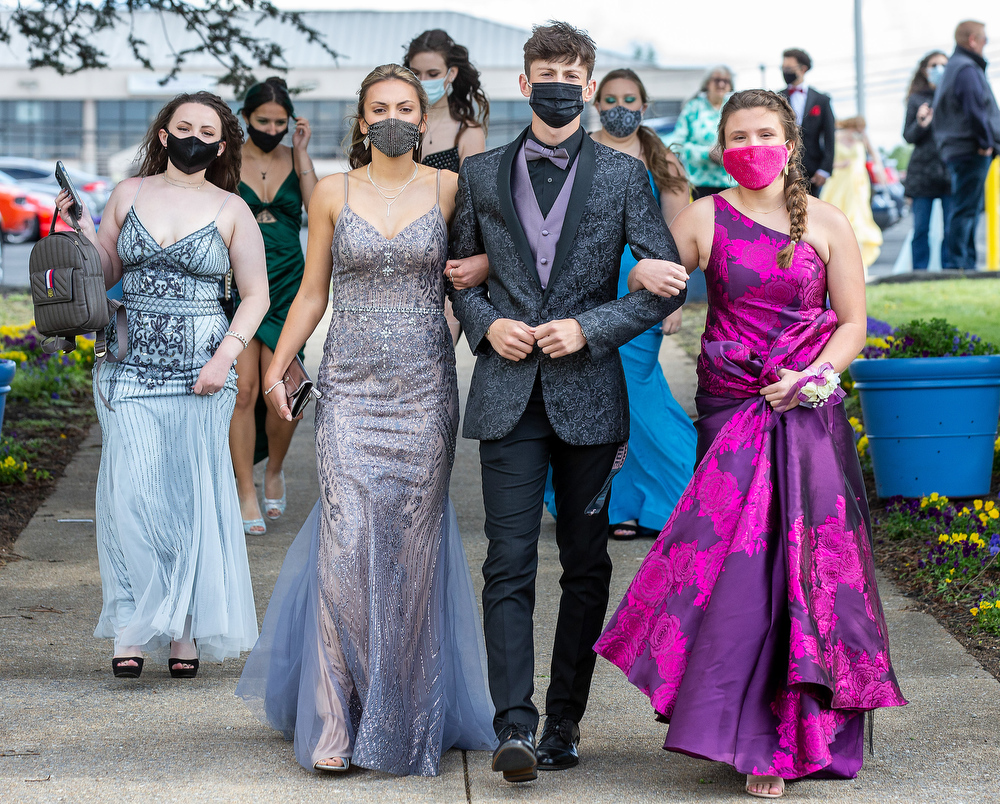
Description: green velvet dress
xmin=237 ymin=168 xmax=305 ymax=464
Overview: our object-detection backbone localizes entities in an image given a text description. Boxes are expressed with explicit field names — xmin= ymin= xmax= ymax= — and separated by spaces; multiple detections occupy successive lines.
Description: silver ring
xmin=279 ymin=403 xmax=289 ymax=410
xmin=208 ymin=392 xmax=215 ymax=396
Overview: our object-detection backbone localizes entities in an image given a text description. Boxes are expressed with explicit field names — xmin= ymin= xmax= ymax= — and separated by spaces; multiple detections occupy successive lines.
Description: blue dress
xmin=93 ymin=192 xmax=258 ymax=662
xmin=546 ymin=172 xmax=697 ymax=532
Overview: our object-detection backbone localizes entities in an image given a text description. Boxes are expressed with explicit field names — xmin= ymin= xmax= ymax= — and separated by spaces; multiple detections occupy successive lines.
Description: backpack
xmin=29 ymin=207 xmax=127 ymax=409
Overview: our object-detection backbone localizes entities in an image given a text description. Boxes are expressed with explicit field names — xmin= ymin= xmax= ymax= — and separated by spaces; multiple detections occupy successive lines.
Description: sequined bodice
xmin=697 ymin=195 xmax=831 ymax=398
xmin=117 ymin=207 xmax=231 ymax=311
xmin=105 ymin=206 xmax=233 ymax=396
xmin=329 ymin=203 xmax=448 ymax=314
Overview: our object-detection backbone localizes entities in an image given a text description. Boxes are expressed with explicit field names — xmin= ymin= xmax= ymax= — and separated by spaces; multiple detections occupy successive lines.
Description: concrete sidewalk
xmin=1 ymin=322 xmax=999 ymax=803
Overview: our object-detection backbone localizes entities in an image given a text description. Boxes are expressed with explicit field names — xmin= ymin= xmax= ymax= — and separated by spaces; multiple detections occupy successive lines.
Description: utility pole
xmin=855 ymin=0 xmax=866 ymax=118
xmin=759 ymin=63 xmax=767 ymax=89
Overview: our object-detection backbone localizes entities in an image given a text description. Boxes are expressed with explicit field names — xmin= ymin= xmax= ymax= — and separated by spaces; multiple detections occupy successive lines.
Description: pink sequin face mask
xmin=722 ymin=143 xmax=790 ymax=190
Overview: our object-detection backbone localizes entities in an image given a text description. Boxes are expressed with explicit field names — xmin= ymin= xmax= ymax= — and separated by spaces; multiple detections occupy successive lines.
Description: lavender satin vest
xmin=510 ymin=143 xmax=580 ymax=289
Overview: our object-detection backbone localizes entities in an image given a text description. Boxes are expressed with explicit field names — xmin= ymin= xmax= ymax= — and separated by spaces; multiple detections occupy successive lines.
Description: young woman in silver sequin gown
xmin=55 ymin=93 xmax=269 ymax=676
xmin=236 ymin=65 xmax=495 ymax=776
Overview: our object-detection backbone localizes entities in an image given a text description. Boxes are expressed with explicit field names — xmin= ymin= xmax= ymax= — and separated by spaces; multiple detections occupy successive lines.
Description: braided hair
xmin=403 ymin=29 xmax=490 ymax=145
xmin=595 ymin=69 xmax=688 ymax=197
xmin=717 ymin=89 xmax=808 ymax=269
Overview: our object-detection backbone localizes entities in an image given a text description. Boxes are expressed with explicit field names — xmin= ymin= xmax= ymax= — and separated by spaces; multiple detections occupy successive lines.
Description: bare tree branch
xmin=0 ymin=1 xmax=338 ymax=95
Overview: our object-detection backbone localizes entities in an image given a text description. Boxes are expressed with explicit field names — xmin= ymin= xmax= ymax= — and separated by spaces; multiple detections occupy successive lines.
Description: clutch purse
xmin=283 ymin=355 xmax=322 ymax=418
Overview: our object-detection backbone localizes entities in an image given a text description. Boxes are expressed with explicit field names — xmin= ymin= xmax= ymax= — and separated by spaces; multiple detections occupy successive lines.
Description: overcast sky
xmin=279 ymin=0 xmax=998 ymax=151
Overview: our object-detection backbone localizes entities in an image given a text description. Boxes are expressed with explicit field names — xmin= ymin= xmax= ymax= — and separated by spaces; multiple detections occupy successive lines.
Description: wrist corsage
xmin=796 ymin=363 xmax=846 ymax=408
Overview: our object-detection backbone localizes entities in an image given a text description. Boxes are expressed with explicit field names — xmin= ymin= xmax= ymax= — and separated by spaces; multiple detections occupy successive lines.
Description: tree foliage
xmin=0 ymin=1 xmax=338 ymax=94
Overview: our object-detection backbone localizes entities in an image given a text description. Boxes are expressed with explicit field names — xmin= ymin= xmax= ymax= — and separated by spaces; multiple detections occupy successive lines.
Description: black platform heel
xmin=111 ymin=656 xmax=144 ymax=678
xmin=168 ymin=657 xmax=199 ymax=679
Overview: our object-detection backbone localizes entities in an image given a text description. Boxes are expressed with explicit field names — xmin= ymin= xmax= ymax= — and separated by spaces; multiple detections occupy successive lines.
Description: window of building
xmin=96 ymin=99 xmax=167 ymax=157
xmin=0 ymin=100 xmax=84 ymax=159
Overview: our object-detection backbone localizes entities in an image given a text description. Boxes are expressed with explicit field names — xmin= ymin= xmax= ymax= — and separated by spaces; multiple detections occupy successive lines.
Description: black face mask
xmin=246 ymin=124 xmax=287 ymax=153
xmin=782 ymin=69 xmax=800 ymax=86
xmin=528 ymin=82 xmax=585 ymax=129
xmin=165 ymin=132 xmax=222 ymax=175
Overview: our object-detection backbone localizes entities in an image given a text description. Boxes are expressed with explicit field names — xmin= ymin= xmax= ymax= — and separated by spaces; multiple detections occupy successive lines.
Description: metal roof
xmin=0 ymin=9 xmax=654 ymax=72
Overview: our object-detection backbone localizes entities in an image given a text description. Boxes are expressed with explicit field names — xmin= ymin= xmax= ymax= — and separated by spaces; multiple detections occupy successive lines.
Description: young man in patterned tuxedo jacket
xmin=448 ymin=20 xmax=687 ymax=785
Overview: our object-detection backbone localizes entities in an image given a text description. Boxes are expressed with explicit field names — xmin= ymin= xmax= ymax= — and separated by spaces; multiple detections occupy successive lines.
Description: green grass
xmin=867 ymin=279 xmax=1000 ymax=345
xmin=0 ymin=292 xmax=33 ymax=327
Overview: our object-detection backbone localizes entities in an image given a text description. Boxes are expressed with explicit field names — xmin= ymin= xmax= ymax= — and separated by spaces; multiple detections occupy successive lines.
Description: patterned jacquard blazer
xmin=449 ymin=127 xmax=685 ymax=446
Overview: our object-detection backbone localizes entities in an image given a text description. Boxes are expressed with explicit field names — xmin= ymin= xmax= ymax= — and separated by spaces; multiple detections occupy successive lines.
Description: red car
xmin=0 ymin=169 xmax=71 ymax=243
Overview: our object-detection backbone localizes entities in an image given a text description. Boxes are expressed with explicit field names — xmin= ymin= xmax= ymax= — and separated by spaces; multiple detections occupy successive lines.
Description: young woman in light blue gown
xmin=56 ymin=92 xmax=269 ymax=678
xmin=236 ymin=64 xmax=495 ymax=777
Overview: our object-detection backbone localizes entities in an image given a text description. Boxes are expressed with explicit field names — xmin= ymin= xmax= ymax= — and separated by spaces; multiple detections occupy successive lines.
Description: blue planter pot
xmin=850 ymin=355 xmax=1000 ymax=498
xmin=0 ymin=359 xmax=15 ymax=436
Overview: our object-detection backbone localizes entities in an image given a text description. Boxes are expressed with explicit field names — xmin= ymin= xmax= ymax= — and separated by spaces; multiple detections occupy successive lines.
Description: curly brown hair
xmin=595 ymin=69 xmax=688 ymax=198
xmin=135 ymin=91 xmax=244 ymax=194
xmin=346 ymin=64 xmax=429 ymax=169
xmin=717 ymin=89 xmax=808 ymax=270
xmin=403 ymin=29 xmax=489 ymax=146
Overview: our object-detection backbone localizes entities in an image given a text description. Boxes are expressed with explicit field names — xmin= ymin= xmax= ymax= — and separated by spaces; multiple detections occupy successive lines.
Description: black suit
xmin=450 ymin=127 xmax=684 ymax=734
xmin=781 ymin=86 xmax=836 ymax=197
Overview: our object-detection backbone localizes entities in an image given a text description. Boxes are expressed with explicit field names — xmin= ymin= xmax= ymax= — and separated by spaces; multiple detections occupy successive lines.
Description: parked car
xmin=0 ymin=157 xmax=111 ymax=223
xmin=0 ymin=169 xmax=71 ymax=243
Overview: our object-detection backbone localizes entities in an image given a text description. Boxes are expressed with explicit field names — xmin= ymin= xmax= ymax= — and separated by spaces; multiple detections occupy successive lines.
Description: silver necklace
xmin=366 ymin=163 xmax=419 ymax=218
xmin=163 ymin=174 xmax=205 ymax=189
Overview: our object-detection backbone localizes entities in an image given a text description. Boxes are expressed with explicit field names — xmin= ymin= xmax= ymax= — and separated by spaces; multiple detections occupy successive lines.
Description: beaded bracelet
xmin=224 ymin=330 xmax=249 ymax=351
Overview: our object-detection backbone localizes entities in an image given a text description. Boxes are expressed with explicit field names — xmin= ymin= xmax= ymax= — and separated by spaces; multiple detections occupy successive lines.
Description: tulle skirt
xmin=93 ymin=370 xmax=257 ymax=662
xmin=236 ymin=498 xmax=496 ymax=775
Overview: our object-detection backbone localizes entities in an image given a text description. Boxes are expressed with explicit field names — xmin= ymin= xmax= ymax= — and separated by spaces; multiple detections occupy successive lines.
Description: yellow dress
xmin=821 ymin=136 xmax=882 ymax=273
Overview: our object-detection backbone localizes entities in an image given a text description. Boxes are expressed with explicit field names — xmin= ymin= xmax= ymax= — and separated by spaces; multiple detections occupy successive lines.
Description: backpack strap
xmin=92 ymin=299 xmax=128 ymax=412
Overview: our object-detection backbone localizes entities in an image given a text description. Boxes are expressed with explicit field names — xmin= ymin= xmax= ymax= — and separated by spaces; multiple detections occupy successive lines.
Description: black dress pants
xmin=479 ymin=377 xmax=618 ymax=735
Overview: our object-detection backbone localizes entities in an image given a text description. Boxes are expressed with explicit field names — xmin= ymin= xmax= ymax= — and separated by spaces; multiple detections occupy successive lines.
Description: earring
xmin=782 ymin=161 xmax=789 ymax=177
xmin=363 ymin=135 xmax=370 ymax=149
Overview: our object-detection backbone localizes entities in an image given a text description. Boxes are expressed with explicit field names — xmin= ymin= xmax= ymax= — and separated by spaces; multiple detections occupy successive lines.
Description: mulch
xmin=872 ymin=515 xmax=1000 ymax=684
xmin=0 ymin=394 xmax=97 ymax=566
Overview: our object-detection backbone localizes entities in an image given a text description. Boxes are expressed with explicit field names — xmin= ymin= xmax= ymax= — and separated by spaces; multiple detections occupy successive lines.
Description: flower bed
xmin=853 ymin=316 xmax=1000 ymax=677
xmin=0 ymin=321 xmax=97 ymax=561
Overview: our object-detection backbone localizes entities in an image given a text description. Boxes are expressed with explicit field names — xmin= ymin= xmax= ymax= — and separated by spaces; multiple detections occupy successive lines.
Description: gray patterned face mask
xmin=599 ymin=106 xmax=643 ymax=139
xmin=364 ymin=118 xmax=421 ymax=158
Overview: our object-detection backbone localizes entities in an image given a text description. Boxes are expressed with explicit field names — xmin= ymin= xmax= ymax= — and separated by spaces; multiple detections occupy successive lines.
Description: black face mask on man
xmin=164 ymin=132 xmax=222 ymax=174
xmin=782 ymin=69 xmax=800 ymax=86
xmin=246 ymin=124 xmax=287 ymax=154
xmin=528 ymin=82 xmax=586 ymax=129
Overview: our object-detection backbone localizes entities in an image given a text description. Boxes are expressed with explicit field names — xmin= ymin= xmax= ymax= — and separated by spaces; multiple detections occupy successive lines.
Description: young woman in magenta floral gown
xmin=595 ymin=90 xmax=906 ymax=799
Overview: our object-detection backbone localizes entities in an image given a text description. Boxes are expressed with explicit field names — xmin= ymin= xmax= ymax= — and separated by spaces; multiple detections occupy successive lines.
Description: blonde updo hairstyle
xmin=347 ymin=64 xmax=430 ymax=169
xmin=717 ymin=89 xmax=808 ymax=269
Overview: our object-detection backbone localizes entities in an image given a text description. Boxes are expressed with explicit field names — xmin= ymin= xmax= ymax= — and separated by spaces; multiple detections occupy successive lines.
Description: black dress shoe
xmin=536 ymin=715 xmax=580 ymax=770
xmin=492 ymin=724 xmax=537 ymax=783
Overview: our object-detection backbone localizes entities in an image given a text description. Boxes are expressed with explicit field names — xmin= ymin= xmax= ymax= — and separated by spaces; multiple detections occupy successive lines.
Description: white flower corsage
xmin=796 ymin=363 xmax=846 ymax=408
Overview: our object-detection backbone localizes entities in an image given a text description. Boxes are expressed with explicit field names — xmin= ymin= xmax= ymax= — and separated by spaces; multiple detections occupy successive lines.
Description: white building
xmin=0 ymin=9 xmax=704 ymax=175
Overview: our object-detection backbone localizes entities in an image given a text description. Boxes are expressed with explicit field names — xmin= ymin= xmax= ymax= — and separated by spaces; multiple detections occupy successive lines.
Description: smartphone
xmin=54 ymin=160 xmax=83 ymax=221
